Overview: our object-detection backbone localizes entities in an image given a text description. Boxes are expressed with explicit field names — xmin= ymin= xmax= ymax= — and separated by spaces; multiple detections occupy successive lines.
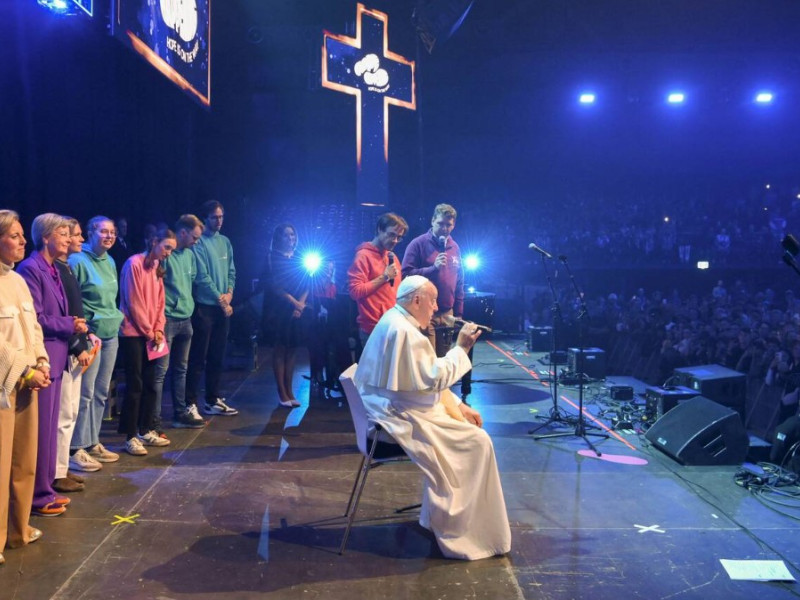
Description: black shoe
xmin=172 ymin=405 xmax=206 ymax=428
xmin=67 ymin=470 xmax=85 ymax=484
xmin=53 ymin=477 xmax=85 ymax=493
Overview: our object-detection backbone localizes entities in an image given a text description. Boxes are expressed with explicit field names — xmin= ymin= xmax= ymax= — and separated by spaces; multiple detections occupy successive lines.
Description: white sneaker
xmin=203 ymin=397 xmax=239 ymax=416
xmin=187 ymin=404 xmax=205 ymax=422
xmin=88 ymin=442 xmax=120 ymax=463
xmin=69 ymin=448 xmax=103 ymax=472
xmin=137 ymin=430 xmax=171 ymax=447
xmin=125 ymin=437 xmax=148 ymax=456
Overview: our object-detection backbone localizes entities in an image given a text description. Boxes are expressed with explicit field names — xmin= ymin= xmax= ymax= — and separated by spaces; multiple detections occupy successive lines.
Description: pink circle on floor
xmin=578 ymin=449 xmax=648 ymax=465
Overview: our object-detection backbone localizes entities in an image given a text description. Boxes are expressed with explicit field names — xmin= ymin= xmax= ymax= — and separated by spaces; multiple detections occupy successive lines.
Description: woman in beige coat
xmin=0 ymin=210 xmax=49 ymax=565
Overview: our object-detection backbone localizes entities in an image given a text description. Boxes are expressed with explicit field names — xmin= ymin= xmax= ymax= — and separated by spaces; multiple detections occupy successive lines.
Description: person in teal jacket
xmin=186 ymin=201 xmax=239 ymax=417
xmin=66 ymin=216 xmax=123 ymax=471
xmin=153 ymin=214 xmax=207 ymax=430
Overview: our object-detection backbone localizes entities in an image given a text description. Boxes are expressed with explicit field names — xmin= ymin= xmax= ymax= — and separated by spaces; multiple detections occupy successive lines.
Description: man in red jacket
xmin=347 ymin=213 xmax=408 ymax=345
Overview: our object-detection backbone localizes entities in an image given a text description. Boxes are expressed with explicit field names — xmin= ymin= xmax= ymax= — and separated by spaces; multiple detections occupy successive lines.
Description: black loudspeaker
xmin=672 ymin=364 xmax=746 ymax=417
xmin=568 ymin=347 xmax=606 ymax=380
xmin=645 ymin=396 xmax=749 ymax=466
xmin=527 ymin=326 xmax=552 ymax=351
xmin=644 ymin=385 xmax=698 ymax=422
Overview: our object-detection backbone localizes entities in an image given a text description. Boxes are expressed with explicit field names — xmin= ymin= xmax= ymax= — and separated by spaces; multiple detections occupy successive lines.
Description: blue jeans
xmin=71 ymin=335 xmax=119 ymax=450
xmin=154 ymin=317 xmax=194 ymax=422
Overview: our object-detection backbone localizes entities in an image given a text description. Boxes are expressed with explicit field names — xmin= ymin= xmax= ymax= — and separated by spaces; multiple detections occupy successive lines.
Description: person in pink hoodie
xmin=347 ymin=213 xmax=407 ymax=345
xmin=118 ymin=229 xmax=176 ymax=456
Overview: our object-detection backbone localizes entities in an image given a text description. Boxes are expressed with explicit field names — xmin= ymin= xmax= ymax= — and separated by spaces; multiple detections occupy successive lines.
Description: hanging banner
xmin=113 ymin=0 xmax=211 ymax=107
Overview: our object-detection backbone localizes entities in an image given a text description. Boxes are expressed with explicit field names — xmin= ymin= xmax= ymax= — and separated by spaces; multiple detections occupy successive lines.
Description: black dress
xmin=261 ymin=250 xmax=309 ymax=348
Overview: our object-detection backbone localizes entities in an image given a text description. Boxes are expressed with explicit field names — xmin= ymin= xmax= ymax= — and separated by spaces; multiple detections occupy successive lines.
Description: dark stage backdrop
xmin=0 ymin=1 xmax=421 ymax=288
xmin=4 ymin=1 xmax=800 ymax=298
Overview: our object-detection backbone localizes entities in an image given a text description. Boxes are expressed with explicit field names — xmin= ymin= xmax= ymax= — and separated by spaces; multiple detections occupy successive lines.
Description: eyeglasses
xmin=385 ymin=232 xmax=403 ymax=242
xmin=99 ymin=229 xmax=117 ymax=237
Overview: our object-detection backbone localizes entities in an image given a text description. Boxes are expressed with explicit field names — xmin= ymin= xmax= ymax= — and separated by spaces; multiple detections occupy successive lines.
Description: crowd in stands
xmin=528 ymin=276 xmax=800 ymax=437
xmin=464 ymin=183 xmax=800 ymax=270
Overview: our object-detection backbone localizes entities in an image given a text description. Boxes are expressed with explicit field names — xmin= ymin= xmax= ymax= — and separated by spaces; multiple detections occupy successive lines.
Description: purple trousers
xmin=32 ymin=377 xmax=62 ymax=509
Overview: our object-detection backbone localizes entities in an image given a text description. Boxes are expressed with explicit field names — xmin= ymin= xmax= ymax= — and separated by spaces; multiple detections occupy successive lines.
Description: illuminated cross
xmin=322 ymin=3 xmax=416 ymax=205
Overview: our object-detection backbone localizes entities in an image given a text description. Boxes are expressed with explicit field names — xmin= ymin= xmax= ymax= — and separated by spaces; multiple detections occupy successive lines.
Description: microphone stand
xmin=533 ymin=255 xmax=607 ymax=456
xmin=530 ymin=253 xmax=575 ymax=434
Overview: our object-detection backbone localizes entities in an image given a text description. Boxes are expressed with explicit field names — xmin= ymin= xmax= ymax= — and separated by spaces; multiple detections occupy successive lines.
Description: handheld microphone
xmin=443 ymin=314 xmax=493 ymax=333
xmin=528 ymin=242 xmax=553 ymax=259
xmin=387 ymin=251 xmax=396 ymax=286
xmin=438 ymin=235 xmax=448 ymax=251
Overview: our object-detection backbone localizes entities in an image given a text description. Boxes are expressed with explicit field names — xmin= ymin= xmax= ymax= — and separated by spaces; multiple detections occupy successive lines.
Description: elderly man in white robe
xmin=354 ymin=275 xmax=511 ymax=560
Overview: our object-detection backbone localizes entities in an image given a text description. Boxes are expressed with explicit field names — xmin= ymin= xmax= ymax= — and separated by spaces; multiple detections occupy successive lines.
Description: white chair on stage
xmin=338 ymin=363 xmax=419 ymax=555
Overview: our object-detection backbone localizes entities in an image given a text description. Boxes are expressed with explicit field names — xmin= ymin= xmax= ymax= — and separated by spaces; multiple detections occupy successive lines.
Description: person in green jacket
xmin=154 ymin=214 xmax=207 ymax=429
xmin=67 ymin=216 xmax=123 ymax=471
xmin=186 ymin=201 xmax=239 ymax=417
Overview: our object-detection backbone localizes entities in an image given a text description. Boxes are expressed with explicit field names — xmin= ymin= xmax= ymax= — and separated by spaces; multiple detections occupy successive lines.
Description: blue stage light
xmin=667 ymin=92 xmax=685 ymax=104
xmin=303 ymin=252 xmax=322 ymax=274
xmin=467 ymin=286 xmax=476 ymax=294
xmin=578 ymin=93 xmax=596 ymax=105
xmin=755 ymin=92 xmax=773 ymax=104
xmin=464 ymin=254 xmax=480 ymax=271
xmin=38 ymin=0 xmax=74 ymax=13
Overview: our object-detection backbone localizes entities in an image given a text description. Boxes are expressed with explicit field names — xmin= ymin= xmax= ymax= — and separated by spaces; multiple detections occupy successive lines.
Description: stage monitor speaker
xmin=568 ymin=347 xmax=606 ymax=380
xmin=527 ymin=326 xmax=552 ymax=351
xmin=644 ymin=385 xmax=699 ymax=422
xmin=645 ymin=396 xmax=748 ymax=466
xmin=672 ymin=364 xmax=746 ymax=417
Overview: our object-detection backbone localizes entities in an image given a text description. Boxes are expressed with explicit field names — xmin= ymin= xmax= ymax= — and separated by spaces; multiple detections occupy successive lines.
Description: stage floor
xmin=5 ymin=335 xmax=800 ymax=599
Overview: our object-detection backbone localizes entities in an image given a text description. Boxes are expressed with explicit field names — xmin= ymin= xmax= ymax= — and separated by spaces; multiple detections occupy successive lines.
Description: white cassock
xmin=354 ymin=305 xmax=511 ymax=560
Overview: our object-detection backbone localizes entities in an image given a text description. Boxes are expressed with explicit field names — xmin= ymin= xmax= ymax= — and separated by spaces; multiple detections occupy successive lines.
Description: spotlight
xmin=467 ymin=285 xmax=476 ymax=294
xmin=37 ymin=0 xmax=76 ymax=14
xmin=464 ymin=254 xmax=480 ymax=271
xmin=755 ymin=92 xmax=773 ymax=104
xmin=578 ymin=92 xmax=596 ymax=105
xmin=303 ymin=251 xmax=322 ymax=274
xmin=666 ymin=92 xmax=685 ymax=104
xmin=696 ymin=261 xmax=709 ymax=270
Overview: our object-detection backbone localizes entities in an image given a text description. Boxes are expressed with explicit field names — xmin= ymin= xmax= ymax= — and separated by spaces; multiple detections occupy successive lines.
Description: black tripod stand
xmin=532 ymin=255 xmax=608 ymax=456
xmin=529 ymin=253 xmax=575 ymax=434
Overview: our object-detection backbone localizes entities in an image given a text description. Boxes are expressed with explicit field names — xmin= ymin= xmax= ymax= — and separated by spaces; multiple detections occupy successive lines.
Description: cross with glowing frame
xmin=322 ymin=3 xmax=416 ymax=203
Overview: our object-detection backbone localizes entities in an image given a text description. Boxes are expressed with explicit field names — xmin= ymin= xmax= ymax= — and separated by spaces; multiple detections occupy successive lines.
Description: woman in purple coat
xmin=17 ymin=214 xmax=88 ymax=517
